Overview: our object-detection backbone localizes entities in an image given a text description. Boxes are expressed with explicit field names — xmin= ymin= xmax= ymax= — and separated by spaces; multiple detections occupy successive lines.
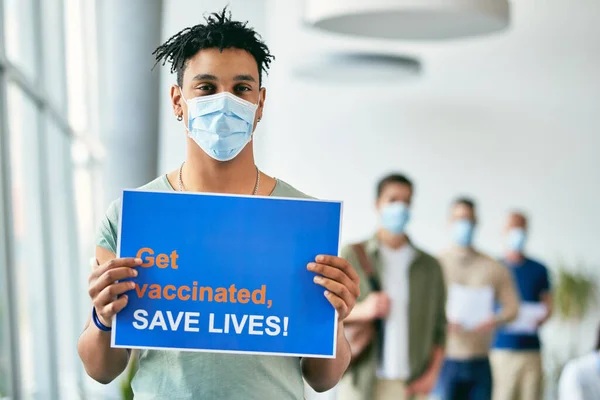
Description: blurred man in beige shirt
xmin=434 ymin=197 xmax=519 ymax=400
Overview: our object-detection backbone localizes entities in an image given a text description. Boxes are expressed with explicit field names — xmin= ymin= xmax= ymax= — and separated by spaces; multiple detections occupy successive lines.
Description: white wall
xmin=158 ymin=1 xmax=600 ymax=399
xmin=259 ymin=0 xmax=600 ymax=269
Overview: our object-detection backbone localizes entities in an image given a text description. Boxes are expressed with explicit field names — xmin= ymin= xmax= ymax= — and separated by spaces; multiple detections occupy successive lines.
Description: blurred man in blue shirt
xmin=491 ymin=211 xmax=552 ymax=400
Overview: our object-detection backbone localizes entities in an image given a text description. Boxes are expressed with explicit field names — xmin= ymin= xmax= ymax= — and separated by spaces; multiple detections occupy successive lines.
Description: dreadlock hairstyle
xmin=152 ymin=7 xmax=274 ymax=87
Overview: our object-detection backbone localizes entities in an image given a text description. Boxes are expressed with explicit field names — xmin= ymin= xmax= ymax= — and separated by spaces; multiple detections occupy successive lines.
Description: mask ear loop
xmin=179 ymin=86 xmax=188 ymax=104
xmin=249 ymin=92 xmax=262 ymax=142
xmin=178 ymin=86 xmax=189 ymax=132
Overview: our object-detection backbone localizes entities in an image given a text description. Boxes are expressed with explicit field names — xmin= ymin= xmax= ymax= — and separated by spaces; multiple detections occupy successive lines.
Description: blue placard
xmin=112 ymin=189 xmax=342 ymax=358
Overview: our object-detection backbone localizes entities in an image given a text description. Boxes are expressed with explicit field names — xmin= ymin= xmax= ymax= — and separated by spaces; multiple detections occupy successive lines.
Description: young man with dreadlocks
xmin=77 ymin=9 xmax=360 ymax=399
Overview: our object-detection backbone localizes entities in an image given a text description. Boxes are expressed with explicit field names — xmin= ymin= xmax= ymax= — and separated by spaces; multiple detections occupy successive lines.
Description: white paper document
xmin=503 ymin=302 xmax=547 ymax=334
xmin=446 ymin=284 xmax=494 ymax=330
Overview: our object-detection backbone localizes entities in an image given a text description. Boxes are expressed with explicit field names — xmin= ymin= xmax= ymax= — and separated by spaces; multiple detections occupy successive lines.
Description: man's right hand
xmin=363 ymin=292 xmax=391 ymax=320
xmin=88 ymin=257 xmax=142 ymax=327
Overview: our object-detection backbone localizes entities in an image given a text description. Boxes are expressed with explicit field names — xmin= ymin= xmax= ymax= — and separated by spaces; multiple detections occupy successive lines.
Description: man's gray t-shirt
xmin=96 ymin=175 xmax=311 ymax=400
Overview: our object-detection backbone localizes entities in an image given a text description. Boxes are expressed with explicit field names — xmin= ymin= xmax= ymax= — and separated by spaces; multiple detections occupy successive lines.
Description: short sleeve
xmin=95 ymin=199 xmax=121 ymax=254
xmin=540 ymin=265 xmax=551 ymax=293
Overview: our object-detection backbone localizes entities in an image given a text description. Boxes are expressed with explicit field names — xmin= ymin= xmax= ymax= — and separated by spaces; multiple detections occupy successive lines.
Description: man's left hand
xmin=308 ymin=255 xmax=360 ymax=321
xmin=406 ymin=370 xmax=437 ymax=396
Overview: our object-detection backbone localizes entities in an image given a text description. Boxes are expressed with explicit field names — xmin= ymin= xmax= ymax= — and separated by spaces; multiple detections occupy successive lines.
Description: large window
xmin=0 ymin=0 xmax=103 ymax=398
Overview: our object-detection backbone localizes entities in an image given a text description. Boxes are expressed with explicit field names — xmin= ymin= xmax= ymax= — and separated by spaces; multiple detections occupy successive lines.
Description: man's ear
xmin=170 ymin=85 xmax=184 ymax=118
xmin=256 ymin=87 xmax=267 ymax=120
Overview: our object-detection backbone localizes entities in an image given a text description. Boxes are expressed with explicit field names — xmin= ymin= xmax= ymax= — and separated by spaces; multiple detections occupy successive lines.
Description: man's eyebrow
xmin=233 ymin=75 xmax=256 ymax=82
xmin=192 ymin=74 xmax=218 ymax=81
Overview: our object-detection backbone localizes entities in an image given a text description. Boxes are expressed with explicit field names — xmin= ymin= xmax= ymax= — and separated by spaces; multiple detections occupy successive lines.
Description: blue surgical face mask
xmin=380 ymin=202 xmax=410 ymax=235
xmin=508 ymin=228 xmax=527 ymax=253
xmin=452 ymin=219 xmax=475 ymax=247
xmin=180 ymin=90 xmax=258 ymax=161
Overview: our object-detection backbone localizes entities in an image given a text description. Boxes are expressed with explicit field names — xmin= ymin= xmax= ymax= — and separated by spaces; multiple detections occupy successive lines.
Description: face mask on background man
xmin=380 ymin=202 xmax=410 ymax=235
xmin=452 ymin=219 xmax=475 ymax=247
xmin=507 ymin=227 xmax=527 ymax=253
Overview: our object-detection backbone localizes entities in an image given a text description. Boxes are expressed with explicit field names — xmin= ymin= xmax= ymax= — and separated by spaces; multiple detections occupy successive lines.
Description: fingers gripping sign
xmin=307 ymin=255 xmax=360 ymax=321
xmin=87 ymin=257 xmax=143 ymax=328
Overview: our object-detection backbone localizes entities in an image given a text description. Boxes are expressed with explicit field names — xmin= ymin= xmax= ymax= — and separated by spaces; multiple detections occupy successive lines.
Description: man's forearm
xmin=406 ymin=346 xmax=445 ymax=395
xmin=78 ymin=320 xmax=130 ymax=384
xmin=495 ymin=303 xmax=519 ymax=327
xmin=344 ymin=301 xmax=373 ymax=324
xmin=301 ymin=322 xmax=351 ymax=392
xmin=494 ymin=295 xmax=519 ymax=327
xmin=495 ymin=270 xmax=520 ymax=326
xmin=538 ymin=292 xmax=553 ymax=326
xmin=428 ymin=346 xmax=445 ymax=377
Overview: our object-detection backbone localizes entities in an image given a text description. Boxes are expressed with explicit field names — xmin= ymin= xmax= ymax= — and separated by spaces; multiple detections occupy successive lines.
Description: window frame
xmin=0 ymin=0 xmax=104 ymax=398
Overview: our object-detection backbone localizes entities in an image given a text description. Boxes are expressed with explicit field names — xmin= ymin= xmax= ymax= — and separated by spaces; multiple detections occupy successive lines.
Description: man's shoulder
xmin=104 ymin=176 xmax=172 ymax=219
xmin=413 ymin=247 xmax=442 ymax=268
xmin=272 ymin=179 xmax=314 ymax=199
xmin=411 ymin=249 xmax=445 ymax=287
xmin=475 ymin=250 xmax=505 ymax=268
xmin=487 ymin=255 xmax=515 ymax=283
xmin=524 ymin=257 xmax=549 ymax=272
xmin=436 ymin=247 xmax=469 ymax=269
xmin=441 ymin=248 xmax=506 ymax=273
xmin=436 ymin=246 xmax=468 ymax=260
xmin=340 ymin=238 xmax=371 ymax=257
xmin=138 ymin=175 xmax=172 ymax=191
xmin=435 ymin=249 xmax=452 ymax=271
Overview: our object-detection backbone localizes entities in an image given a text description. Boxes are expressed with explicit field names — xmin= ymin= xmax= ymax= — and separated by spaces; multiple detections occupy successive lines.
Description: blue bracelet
xmin=92 ymin=307 xmax=112 ymax=331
